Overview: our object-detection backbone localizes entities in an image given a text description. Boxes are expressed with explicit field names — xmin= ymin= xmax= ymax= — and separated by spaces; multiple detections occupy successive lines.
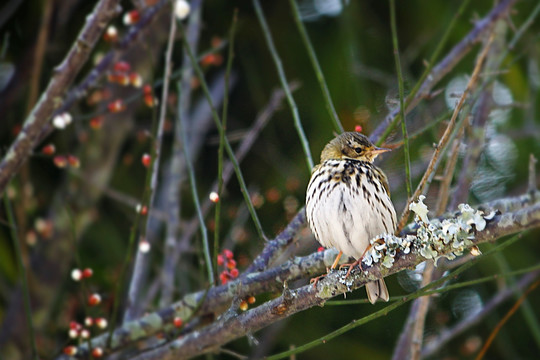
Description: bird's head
xmin=320 ymin=132 xmax=390 ymax=163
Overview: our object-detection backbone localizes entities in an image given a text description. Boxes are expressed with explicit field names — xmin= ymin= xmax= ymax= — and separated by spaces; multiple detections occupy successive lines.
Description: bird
xmin=305 ymin=131 xmax=397 ymax=304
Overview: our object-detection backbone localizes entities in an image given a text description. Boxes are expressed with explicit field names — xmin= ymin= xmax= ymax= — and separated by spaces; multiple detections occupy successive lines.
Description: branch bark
xmin=0 ymin=0 xmax=121 ymax=194
xmin=65 ymin=191 xmax=540 ymax=359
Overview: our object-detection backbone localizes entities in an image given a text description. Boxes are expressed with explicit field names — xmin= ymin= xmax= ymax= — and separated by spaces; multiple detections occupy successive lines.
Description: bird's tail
xmin=366 ymin=279 xmax=389 ymax=304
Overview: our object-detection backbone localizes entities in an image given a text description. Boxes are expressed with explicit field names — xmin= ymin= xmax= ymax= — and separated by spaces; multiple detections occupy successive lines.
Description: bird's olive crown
xmin=320 ymin=132 xmax=380 ymax=162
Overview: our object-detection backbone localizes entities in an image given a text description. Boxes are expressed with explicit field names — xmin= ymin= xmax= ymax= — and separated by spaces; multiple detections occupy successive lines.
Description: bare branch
xmin=0 ymin=0 xmax=121 ymax=194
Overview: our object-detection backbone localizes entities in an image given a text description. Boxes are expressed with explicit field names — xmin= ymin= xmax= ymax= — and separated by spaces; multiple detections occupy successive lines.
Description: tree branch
xmin=66 ymin=191 xmax=540 ymax=359
xmin=0 ymin=0 xmax=121 ymax=195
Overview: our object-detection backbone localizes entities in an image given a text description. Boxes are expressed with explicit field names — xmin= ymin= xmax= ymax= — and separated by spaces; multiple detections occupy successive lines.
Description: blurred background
xmin=0 ymin=0 xmax=539 ymax=359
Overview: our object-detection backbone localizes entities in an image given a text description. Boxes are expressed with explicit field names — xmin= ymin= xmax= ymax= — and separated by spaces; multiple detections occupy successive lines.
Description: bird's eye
xmin=354 ymin=147 xmax=362 ymax=154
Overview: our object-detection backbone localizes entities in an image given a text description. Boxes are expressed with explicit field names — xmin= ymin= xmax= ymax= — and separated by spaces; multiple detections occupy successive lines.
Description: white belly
xmin=306 ymin=160 xmax=396 ymax=259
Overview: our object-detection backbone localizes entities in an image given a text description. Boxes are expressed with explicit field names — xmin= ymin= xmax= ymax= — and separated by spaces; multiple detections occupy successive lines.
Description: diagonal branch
xmin=0 ymin=0 xmax=121 ymax=195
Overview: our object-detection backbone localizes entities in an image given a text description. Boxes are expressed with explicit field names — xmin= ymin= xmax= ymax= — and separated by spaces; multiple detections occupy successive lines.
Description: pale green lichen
xmin=362 ymin=197 xmax=496 ymax=269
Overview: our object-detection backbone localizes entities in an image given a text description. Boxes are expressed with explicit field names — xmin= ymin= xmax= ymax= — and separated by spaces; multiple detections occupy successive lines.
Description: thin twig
xmin=421 ymin=271 xmax=540 ymax=358
xmin=252 ymin=0 xmax=314 ymax=170
xmin=175 ymin=25 xmax=216 ymax=284
xmin=179 ymin=24 xmax=267 ymax=241
xmin=0 ymin=0 xmax=121 ymax=195
xmin=436 ymin=126 xmax=465 ymax=212
xmin=395 ymin=34 xmax=494 ymax=234
xmin=475 ymin=277 xmax=540 ymax=359
xmin=158 ymin=0 xmax=205 ymax=308
xmin=389 ymin=0 xmax=412 ymax=199
xmin=170 ymin=85 xmax=295 ymax=285
xmin=214 ymin=12 xmax=238 ymax=283
xmin=372 ymin=0 xmax=515 ymax=145
xmin=287 ymin=0 xmax=343 ymax=134
xmin=3 ymin=194 xmax=38 ymax=360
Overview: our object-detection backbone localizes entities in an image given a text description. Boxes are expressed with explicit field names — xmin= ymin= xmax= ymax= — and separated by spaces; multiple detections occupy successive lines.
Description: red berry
xmin=82 ymin=268 xmax=93 ymax=278
xmin=107 ymin=99 xmax=126 ymax=113
xmin=141 ymin=153 xmax=151 ymax=167
xmin=129 ymin=72 xmax=142 ymax=88
xmin=41 ymin=144 xmax=56 ymax=155
xmin=91 ymin=347 xmax=103 ymax=358
xmin=67 ymin=155 xmax=80 ymax=168
xmin=355 ymin=125 xmax=363 ymax=133
xmin=64 ymin=346 xmax=78 ymax=355
xmin=217 ymin=254 xmax=224 ymax=266
xmin=173 ymin=317 xmax=183 ymax=328
xmin=114 ymin=61 xmax=131 ymax=73
xmin=144 ymin=94 xmax=157 ymax=107
xmin=103 ymin=26 xmax=118 ymax=42
xmin=53 ymin=155 xmax=68 ymax=168
xmin=95 ymin=317 xmax=108 ymax=329
xmin=219 ymin=271 xmax=229 ymax=285
xmin=123 ymin=10 xmax=140 ymax=25
xmin=88 ymin=293 xmax=101 ymax=306
xmin=223 ymin=249 xmax=233 ymax=259
xmin=226 ymin=259 xmax=237 ymax=269
xmin=90 ymin=116 xmax=104 ymax=130
xmin=230 ymin=268 xmax=239 ymax=278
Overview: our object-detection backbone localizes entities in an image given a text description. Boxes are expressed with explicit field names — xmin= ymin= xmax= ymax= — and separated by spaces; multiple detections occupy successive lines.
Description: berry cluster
xmin=217 ymin=249 xmax=239 ymax=284
xmin=63 ymin=318 xmax=107 ymax=357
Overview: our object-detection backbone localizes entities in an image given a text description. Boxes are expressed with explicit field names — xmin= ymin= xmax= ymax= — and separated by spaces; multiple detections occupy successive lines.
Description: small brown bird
xmin=306 ymin=132 xmax=396 ymax=303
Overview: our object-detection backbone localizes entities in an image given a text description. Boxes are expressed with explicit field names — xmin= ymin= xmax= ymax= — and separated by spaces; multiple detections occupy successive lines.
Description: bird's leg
xmin=340 ymin=244 xmax=373 ymax=278
xmin=330 ymin=251 xmax=343 ymax=270
xmin=310 ymin=251 xmax=343 ymax=288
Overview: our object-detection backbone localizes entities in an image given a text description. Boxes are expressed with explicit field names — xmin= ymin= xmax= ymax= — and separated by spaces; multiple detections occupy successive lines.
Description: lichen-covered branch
xmin=63 ymin=191 xmax=540 ymax=359
xmin=132 ymin=199 xmax=540 ymax=360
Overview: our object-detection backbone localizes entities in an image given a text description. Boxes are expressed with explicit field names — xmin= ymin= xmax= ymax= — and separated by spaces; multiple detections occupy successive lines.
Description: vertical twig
xmin=179 ymin=24 xmax=268 ymax=241
xmin=252 ymin=0 xmax=314 ymax=170
xmin=3 ymin=193 xmax=38 ymax=360
xmin=389 ymin=0 xmax=412 ymax=199
xmin=287 ymin=0 xmax=344 ymax=134
xmin=214 ymin=12 xmax=239 ymax=282
xmin=395 ymin=34 xmax=494 ymax=234
xmin=373 ymin=0 xmax=509 ymax=145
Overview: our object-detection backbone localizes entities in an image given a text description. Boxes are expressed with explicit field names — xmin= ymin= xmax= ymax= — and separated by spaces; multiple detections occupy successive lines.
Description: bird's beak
xmin=370 ymin=146 xmax=391 ymax=155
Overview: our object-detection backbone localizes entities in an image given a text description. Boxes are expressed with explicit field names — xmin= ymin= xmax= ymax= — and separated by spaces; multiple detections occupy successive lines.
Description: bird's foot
xmin=310 ymin=267 xmax=333 ymax=288
xmin=339 ymin=258 xmax=362 ymax=278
